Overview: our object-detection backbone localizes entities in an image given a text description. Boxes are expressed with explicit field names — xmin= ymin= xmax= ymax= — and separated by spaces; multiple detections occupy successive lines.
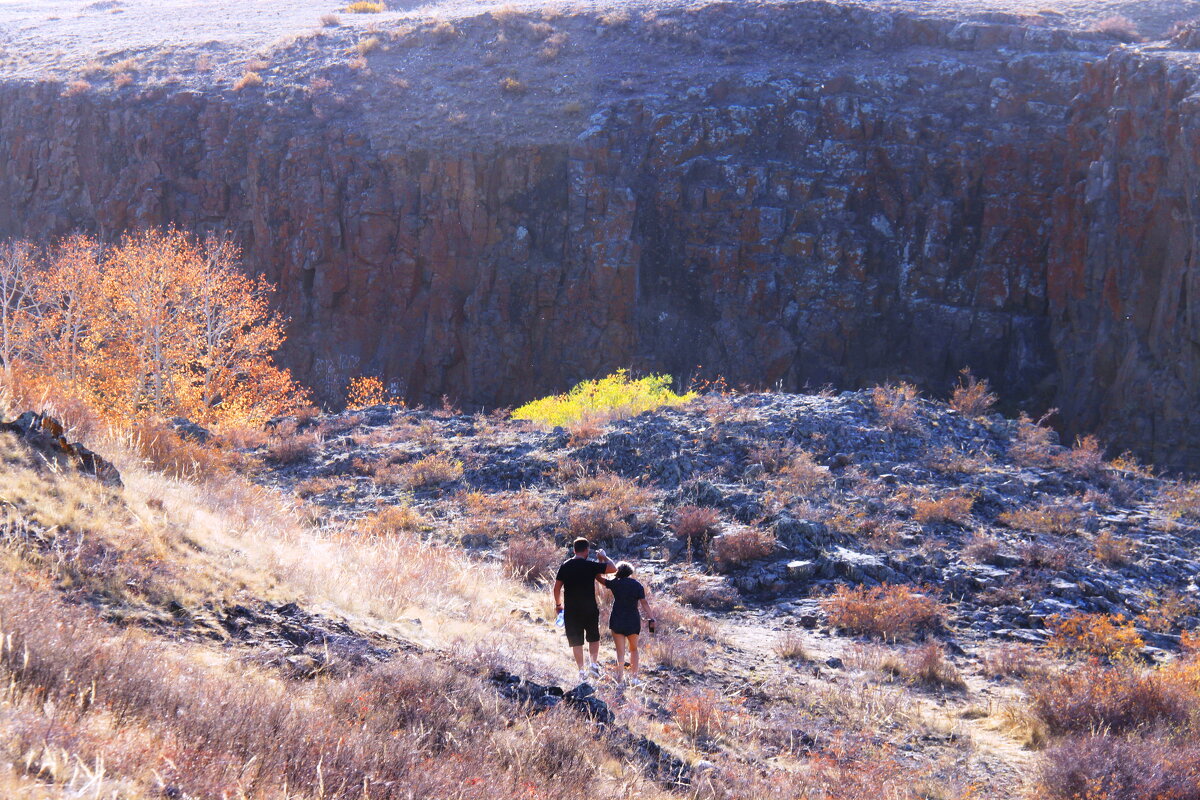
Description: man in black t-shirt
xmin=554 ymin=537 xmax=616 ymax=683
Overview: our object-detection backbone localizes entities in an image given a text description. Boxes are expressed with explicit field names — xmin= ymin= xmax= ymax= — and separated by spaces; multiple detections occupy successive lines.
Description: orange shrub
xmin=1009 ymin=412 xmax=1055 ymax=467
xmin=1047 ymin=612 xmax=1144 ymax=662
xmin=999 ymin=499 xmax=1081 ymax=536
xmin=710 ymin=528 xmax=775 ymax=569
xmin=503 ymin=536 xmax=561 ymax=583
xmin=1092 ymin=530 xmax=1137 ymax=566
xmin=673 ymin=505 xmax=721 ymax=540
xmin=949 ymin=368 xmax=996 ymax=418
xmin=667 ymin=688 xmax=730 ymax=741
xmin=1030 ymin=662 xmax=1196 ymax=736
xmin=397 ymin=453 xmax=463 ymax=488
xmin=903 ymin=643 xmax=965 ymax=690
xmin=870 ymin=382 xmax=921 ymax=431
xmin=1052 ymin=435 xmax=1105 ymax=477
xmin=822 ymin=584 xmax=946 ymax=641
xmin=346 ymin=376 xmax=401 ymax=409
xmin=911 ymin=491 xmax=974 ymax=526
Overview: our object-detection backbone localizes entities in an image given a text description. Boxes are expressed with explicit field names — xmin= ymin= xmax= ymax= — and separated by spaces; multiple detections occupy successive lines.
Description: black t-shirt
xmin=556 ymin=557 xmax=606 ymax=614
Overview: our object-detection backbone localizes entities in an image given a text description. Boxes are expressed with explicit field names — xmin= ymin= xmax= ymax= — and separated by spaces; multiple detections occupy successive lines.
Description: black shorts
xmin=564 ymin=609 xmax=600 ymax=647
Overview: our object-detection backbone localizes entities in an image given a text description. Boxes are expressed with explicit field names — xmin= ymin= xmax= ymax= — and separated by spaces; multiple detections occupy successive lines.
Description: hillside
xmin=2 ymin=1 xmax=1200 ymax=468
xmin=2 ymin=386 xmax=1199 ymax=798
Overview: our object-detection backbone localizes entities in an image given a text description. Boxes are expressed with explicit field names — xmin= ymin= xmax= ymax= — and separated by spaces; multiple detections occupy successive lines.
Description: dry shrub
xmin=1159 ymin=482 xmax=1200 ymax=521
xmin=902 ymin=643 xmax=965 ymax=690
xmin=710 ymin=527 xmax=775 ymax=569
xmin=1040 ymin=735 xmax=1200 ymax=800
xmin=233 ymin=71 xmax=263 ymax=90
xmin=397 ymin=453 xmax=463 ymax=488
xmin=500 ymin=76 xmax=526 ymax=94
xmin=999 ymin=499 xmax=1081 ymax=536
xmin=346 ymin=0 xmax=385 ymax=11
xmin=360 ymin=503 xmax=425 ymax=536
xmin=567 ymin=473 xmax=654 ymax=518
xmin=964 ymin=533 xmax=1000 ymax=563
xmin=1090 ymin=15 xmax=1142 ymax=42
xmin=870 ymin=382 xmax=922 ymax=431
xmin=112 ymin=72 xmax=134 ymax=88
xmin=354 ymin=36 xmax=381 ymax=55
xmin=673 ymin=504 xmax=721 ymax=540
xmin=131 ymin=419 xmax=234 ymax=479
xmin=1138 ymin=591 xmax=1196 ymax=633
xmin=429 ymin=20 xmax=458 ymax=41
xmin=321 ymin=12 xmax=341 ymax=25
xmin=668 ymin=688 xmax=729 ymax=742
xmin=949 ymin=368 xmax=996 ymax=418
xmin=981 ymin=643 xmax=1046 ymax=679
xmin=62 ymin=80 xmax=91 ymax=97
xmin=295 ymin=475 xmax=339 ymax=498
xmin=822 ymin=584 xmax=946 ymax=641
xmin=1019 ymin=541 xmax=1074 ymax=571
xmin=1092 ymin=530 xmax=1137 ymax=566
xmin=503 ymin=535 xmax=561 ymax=583
xmin=265 ymin=428 xmax=319 ymax=464
xmin=777 ymin=450 xmax=831 ymax=493
xmin=1047 ymin=612 xmax=1144 ymax=662
xmin=1030 ymin=662 xmax=1196 ymax=736
xmin=1052 ymin=434 xmax=1105 ymax=477
xmin=1009 ymin=412 xmax=1056 ymax=467
xmin=910 ymin=490 xmax=974 ymax=526
xmin=774 ymin=630 xmax=809 ymax=661
xmin=567 ymin=505 xmax=629 ymax=543
xmin=651 ymin=633 xmax=708 ymax=672
xmin=674 ymin=574 xmax=737 ymax=611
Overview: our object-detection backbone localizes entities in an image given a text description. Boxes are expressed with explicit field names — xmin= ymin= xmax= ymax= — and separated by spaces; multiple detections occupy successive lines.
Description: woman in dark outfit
xmin=598 ymin=561 xmax=654 ymax=686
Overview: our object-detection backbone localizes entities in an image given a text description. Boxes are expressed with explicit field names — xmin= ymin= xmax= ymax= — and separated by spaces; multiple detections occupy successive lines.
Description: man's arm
xmin=553 ymin=579 xmax=564 ymax=612
xmin=595 ymin=548 xmax=618 ymax=574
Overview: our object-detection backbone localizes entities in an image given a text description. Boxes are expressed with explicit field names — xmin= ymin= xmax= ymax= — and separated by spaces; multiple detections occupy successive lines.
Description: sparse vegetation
xmin=870 ymin=382 xmax=922 ymax=431
xmin=949 ymin=368 xmax=996 ymax=418
xmin=823 ymin=584 xmax=946 ymax=641
xmin=233 ymin=70 xmax=263 ymax=90
xmin=910 ymin=490 xmax=974 ymax=526
xmin=711 ymin=527 xmax=775 ymax=568
xmin=1047 ymin=612 xmax=1144 ymax=662
xmin=346 ymin=1 xmax=385 ymax=12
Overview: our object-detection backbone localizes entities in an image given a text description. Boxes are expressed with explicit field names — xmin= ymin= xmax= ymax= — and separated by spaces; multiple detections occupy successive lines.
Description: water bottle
xmin=555 ymin=609 xmax=565 ymax=627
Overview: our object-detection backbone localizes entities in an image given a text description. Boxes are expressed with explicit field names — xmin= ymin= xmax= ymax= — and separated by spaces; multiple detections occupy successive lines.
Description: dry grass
xmin=321 ymin=12 xmax=341 ymax=26
xmin=500 ymin=76 xmax=526 ymax=94
xmin=394 ymin=453 xmax=463 ymax=488
xmin=359 ymin=502 xmax=425 ymax=536
xmin=264 ymin=427 xmax=320 ymax=464
xmin=774 ymin=630 xmax=809 ymax=661
xmin=61 ymin=79 xmax=91 ymax=97
xmin=1009 ymin=412 xmax=1055 ymax=467
xmin=1092 ymin=530 xmax=1137 ymax=566
xmin=1090 ymin=14 xmax=1142 ymax=41
xmin=1052 ymin=435 xmax=1106 ymax=477
xmin=998 ymin=498 xmax=1081 ymax=536
xmin=233 ymin=71 xmax=263 ymax=91
xmin=902 ymin=643 xmax=965 ymax=690
xmin=963 ymin=533 xmax=1000 ymax=563
xmin=354 ymin=36 xmax=381 ymax=55
xmin=823 ymin=584 xmax=947 ymax=642
xmin=980 ymin=643 xmax=1046 ymax=679
xmin=346 ymin=1 xmax=385 ymax=11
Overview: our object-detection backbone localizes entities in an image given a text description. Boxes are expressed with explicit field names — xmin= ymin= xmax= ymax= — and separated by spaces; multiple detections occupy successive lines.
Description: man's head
xmin=572 ymin=537 xmax=590 ymax=556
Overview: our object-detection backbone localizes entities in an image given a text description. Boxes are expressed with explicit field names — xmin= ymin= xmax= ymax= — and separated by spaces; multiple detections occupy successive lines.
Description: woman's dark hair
xmin=615 ymin=561 xmax=633 ymax=579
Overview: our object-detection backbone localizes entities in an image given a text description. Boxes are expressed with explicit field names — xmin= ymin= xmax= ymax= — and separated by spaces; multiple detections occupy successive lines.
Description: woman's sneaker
xmin=589 ymin=662 xmax=602 ymax=679
xmin=578 ymin=669 xmax=590 ymax=684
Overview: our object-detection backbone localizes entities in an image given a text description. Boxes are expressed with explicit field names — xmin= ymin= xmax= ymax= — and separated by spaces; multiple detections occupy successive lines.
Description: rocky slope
xmin=256 ymin=389 xmax=1200 ymax=658
xmin=0 ymin=1 xmax=1199 ymax=467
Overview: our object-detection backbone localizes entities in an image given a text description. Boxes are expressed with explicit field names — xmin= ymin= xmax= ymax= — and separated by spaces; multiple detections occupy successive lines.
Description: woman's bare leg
xmin=612 ymin=634 xmax=627 ymax=683
xmin=627 ymin=633 xmax=640 ymax=677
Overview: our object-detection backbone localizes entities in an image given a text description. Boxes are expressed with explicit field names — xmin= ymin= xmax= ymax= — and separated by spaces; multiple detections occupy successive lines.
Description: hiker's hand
xmin=596 ymin=548 xmax=607 ymax=560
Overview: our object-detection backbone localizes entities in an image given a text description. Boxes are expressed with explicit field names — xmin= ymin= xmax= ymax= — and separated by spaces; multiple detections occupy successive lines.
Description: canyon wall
xmin=0 ymin=5 xmax=1197 ymax=468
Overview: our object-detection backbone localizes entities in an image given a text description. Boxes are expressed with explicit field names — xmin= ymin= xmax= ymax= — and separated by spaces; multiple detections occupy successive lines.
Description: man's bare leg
xmin=589 ymin=639 xmax=601 ymax=669
xmin=572 ymin=644 xmax=585 ymax=670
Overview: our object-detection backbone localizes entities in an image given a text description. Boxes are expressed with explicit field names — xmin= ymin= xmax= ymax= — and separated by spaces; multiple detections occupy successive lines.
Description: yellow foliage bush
xmin=511 ymin=369 xmax=695 ymax=428
xmin=1047 ymin=612 xmax=1144 ymax=662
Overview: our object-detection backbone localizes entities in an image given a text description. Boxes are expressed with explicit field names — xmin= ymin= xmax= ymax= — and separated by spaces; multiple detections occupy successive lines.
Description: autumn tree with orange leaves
xmin=0 ymin=227 xmax=307 ymax=426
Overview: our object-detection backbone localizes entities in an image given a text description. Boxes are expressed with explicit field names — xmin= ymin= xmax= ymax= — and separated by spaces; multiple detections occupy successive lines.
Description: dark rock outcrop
xmin=0 ymin=411 xmax=121 ymax=486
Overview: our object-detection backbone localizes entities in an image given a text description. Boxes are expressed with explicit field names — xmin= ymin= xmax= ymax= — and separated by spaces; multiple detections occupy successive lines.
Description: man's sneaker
xmin=578 ymin=669 xmax=590 ymax=684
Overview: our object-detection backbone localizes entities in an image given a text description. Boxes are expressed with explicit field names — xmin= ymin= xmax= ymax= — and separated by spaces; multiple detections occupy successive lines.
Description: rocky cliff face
xmin=0 ymin=4 xmax=1197 ymax=468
